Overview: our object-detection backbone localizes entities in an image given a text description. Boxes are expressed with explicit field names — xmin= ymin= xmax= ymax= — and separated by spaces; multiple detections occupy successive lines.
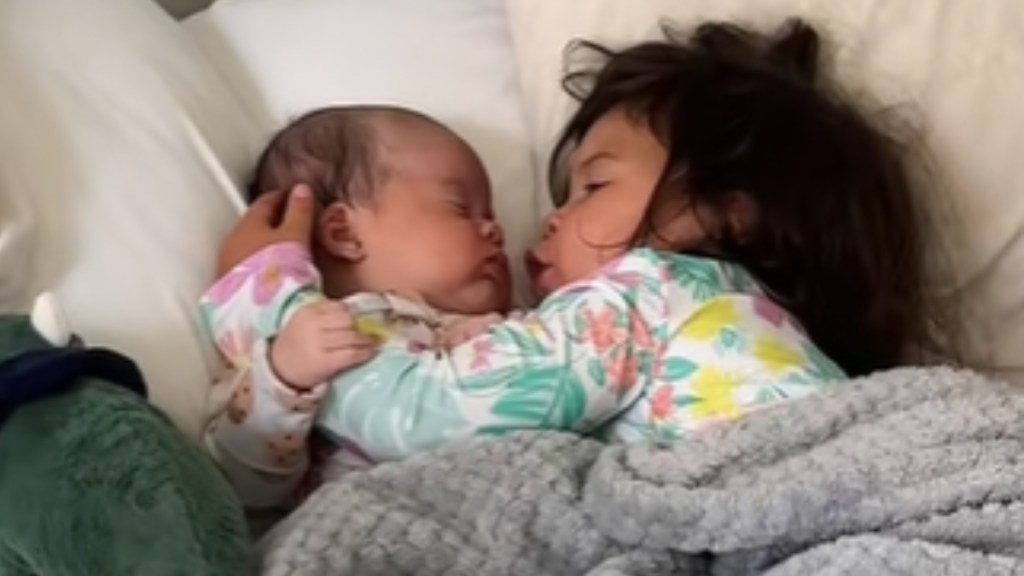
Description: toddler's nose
xmin=542 ymin=210 xmax=563 ymax=238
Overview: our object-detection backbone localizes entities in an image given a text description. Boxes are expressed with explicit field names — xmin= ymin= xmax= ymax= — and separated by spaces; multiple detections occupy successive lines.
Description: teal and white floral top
xmin=200 ymin=242 xmax=845 ymax=507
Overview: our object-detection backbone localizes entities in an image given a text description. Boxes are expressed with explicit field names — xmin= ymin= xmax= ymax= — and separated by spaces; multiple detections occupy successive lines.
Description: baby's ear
xmin=317 ymin=203 xmax=365 ymax=262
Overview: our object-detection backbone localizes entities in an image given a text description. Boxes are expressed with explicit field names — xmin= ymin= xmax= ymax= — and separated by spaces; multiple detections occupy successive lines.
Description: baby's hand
xmin=270 ymin=301 xmax=378 ymax=390
xmin=436 ymin=313 xmax=504 ymax=349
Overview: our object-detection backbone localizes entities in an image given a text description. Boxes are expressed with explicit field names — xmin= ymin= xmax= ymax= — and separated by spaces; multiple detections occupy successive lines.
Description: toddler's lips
xmin=525 ymin=251 xmax=553 ymax=296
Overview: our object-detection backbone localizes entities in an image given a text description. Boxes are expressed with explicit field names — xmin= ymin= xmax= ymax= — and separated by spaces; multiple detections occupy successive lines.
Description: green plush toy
xmin=0 ymin=294 xmax=248 ymax=575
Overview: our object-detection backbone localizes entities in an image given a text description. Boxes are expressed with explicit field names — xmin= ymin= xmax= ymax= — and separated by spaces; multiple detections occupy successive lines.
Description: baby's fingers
xmin=325 ymin=342 xmax=378 ymax=371
xmin=320 ymin=330 xmax=378 ymax=352
xmin=316 ymin=302 xmax=356 ymax=330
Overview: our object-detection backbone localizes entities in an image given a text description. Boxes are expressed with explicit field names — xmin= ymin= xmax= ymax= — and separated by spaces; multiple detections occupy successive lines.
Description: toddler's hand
xmin=270 ymin=301 xmax=378 ymax=390
xmin=436 ymin=313 xmax=504 ymax=349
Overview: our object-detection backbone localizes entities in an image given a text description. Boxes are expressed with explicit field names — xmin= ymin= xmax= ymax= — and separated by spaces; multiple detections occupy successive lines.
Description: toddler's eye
xmin=584 ymin=181 xmax=609 ymax=194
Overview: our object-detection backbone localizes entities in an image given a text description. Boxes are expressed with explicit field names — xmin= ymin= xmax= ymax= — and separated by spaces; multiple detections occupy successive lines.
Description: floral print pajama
xmin=201 ymin=242 xmax=845 ymax=507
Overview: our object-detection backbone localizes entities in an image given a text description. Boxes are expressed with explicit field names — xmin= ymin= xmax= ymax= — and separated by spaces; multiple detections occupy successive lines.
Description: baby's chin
xmin=425 ymin=282 xmax=509 ymax=316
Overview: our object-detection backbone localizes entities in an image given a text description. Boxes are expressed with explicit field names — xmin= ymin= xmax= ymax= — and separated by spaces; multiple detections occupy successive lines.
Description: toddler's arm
xmin=313 ymin=257 xmax=671 ymax=462
xmin=435 ymin=313 xmax=505 ymax=349
xmin=199 ymin=242 xmax=330 ymax=509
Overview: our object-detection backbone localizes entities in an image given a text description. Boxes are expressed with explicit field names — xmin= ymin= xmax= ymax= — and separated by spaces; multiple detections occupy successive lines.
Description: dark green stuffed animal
xmin=0 ymin=294 xmax=248 ymax=575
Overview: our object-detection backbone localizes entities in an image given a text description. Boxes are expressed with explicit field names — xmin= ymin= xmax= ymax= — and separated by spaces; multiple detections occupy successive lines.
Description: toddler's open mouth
xmin=525 ymin=251 xmax=553 ymax=297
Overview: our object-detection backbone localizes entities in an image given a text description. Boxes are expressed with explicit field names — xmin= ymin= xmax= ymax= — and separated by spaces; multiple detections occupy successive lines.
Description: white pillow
xmin=0 ymin=0 xmax=536 ymax=439
xmin=185 ymin=0 xmax=539 ymax=305
xmin=0 ymin=0 xmax=263 ymax=437
xmin=504 ymin=0 xmax=1024 ymax=383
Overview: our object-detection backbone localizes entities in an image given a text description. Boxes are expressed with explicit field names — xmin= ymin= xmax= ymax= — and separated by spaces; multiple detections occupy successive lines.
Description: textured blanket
xmin=261 ymin=367 xmax=1024 ymax=575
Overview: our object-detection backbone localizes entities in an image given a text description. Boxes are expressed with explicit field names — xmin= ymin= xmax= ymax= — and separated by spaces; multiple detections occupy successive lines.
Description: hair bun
xmin=768 ymin=19 xmax=821 ymax=85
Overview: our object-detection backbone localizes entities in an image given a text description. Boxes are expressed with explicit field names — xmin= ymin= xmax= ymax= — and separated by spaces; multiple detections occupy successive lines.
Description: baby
xmin=201 ymin=106 xmax=511 ymax=507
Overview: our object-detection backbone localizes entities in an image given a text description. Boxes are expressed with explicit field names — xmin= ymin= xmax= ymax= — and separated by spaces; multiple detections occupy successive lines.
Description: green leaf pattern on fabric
xmin=299 ymin=248 xmax=852 ymax=463
xmin=318 ymin=350 xmax=471 ymax=461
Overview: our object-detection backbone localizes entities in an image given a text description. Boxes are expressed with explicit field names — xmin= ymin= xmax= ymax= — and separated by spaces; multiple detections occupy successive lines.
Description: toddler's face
xmin=527 ymin=108 xmax=713 ymax=299
xmin=342 ymin=129 xmax=511 ymax=314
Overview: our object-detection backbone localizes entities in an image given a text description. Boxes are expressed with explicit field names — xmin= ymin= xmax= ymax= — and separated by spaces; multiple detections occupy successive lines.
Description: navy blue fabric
xmin=0 ymin=347 xmax=147 ymax=424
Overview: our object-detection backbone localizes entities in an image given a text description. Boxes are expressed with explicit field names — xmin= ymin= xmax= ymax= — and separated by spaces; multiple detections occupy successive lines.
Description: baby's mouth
xmin=484 ymin=253 xmax=510 ymax=276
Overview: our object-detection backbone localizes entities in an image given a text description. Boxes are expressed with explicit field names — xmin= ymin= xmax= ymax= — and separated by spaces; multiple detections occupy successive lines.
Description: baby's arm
xmin=199 ymin=242 xmax=332 ymax=509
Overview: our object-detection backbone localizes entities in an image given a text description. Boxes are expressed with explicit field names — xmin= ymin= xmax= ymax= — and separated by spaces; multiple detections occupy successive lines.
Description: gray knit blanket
xmin=260 ymin=367 xmax=1024 ymax=575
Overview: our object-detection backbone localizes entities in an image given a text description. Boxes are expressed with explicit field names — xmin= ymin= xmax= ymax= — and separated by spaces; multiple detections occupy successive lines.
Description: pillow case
xmin=504 ymin=0 xmax=1024 ymax=383
xmin=0 ymin=0 xmax=263 ymax=437
xmin=186 ymin=0 xmax=539 ymax=305
xmin=0 ymin=0 xmax=539 ymax=439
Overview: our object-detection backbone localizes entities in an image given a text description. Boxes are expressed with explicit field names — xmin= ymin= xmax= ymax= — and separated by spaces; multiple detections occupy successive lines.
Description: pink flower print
xmin=252 ymin=261 xmax=292 ymax=306
xmin=227 ymin=371 xmax=254 ymax=424
xmin=753 ymin=296 xmax=787 ymax=328
xmin=247 ymin=245 xmax=316 ymax=305
xmin=604 ymin=271 xmax=646 ymax=290
xmin=605 ymin=349 xmax=639 ymax=395
xmin=649 ymin=384 xmax=675 ymax=422
xmin=216 ymin=327 xmax=254 ymax=370
xmin=266 ymin=432 xmax=305 ymax=468
xmin=407 ymin=340 xmax=431 ymax=354
xmin=203 ymin=268 xmax=250 ymax=307
xmin=470 ymin=338 xmax=494 ymax=371
xmin=658 ymin=265 xmax=673 ymax=285
xmin=626 ymin=308 xmax=654 ymax=349
xmin=581 ymin=306 xmax=627 ymax=354
xmin=203 ymin=243 xmax=316 ymax=307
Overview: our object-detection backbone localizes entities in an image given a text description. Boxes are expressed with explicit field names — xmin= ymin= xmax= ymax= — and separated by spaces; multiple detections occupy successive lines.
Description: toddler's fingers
xmin=244 ymin=189 xmax=287 ymax=224
xmin=278 ymin=184 xmax=316 ymax=244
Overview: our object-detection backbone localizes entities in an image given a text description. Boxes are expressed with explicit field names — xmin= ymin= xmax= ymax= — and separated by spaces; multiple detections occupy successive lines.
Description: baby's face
xmin=344 ymin=128 xmax=511 ymax=314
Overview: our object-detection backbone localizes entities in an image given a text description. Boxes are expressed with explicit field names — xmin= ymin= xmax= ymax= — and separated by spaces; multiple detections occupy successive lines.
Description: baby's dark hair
xmin=552 ymin=19 xmax=933 ymax=376
xmin=249 ymin=105 xmax=449 ymax=206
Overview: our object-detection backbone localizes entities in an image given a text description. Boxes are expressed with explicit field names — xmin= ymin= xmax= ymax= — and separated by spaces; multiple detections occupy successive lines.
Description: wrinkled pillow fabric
xmin=186 ymin=0 xmax=539 ymax=305
xmin=0 ymin=0 xmax=264 ymax=437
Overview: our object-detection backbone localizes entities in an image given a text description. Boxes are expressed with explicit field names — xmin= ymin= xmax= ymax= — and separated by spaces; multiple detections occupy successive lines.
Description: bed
xmin=2 ymin=0 xmax=1024 ymax=573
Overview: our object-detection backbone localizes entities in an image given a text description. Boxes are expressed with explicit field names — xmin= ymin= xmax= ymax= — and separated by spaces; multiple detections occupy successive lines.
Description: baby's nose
xmin=481 ymin=219 xmax=504 ymax=246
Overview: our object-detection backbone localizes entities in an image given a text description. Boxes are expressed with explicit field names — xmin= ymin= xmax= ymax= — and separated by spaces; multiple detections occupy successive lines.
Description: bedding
xmin=0 ymin=300 xmax=246 ymax=575
xmin=262 ymin=366 xmax=1024 ymax=575
xmin=503 ymin=0 xmax=1024 ymax=385
xmin=1 ymin=0 xmax=1024 ymax=573
xmin=1 ymin=0 xmax=1022 ymax=443
xmin=0 ymin=0 xmax=534 ymax=439
xmin=184 ymin=0 xmax=538 ymax=306
xmin=0 ymin=383 xmax=248 ymax=575
xmin=0 ymin=0 xmax=262 ymax=438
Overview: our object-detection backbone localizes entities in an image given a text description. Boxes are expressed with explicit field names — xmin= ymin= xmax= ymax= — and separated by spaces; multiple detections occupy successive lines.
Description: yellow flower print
xmin=753 ymin=336 xmax=804 ymax=375
xmin=355 ymin=317 xmax=392 ymax=341
xmin=690 ymin=366 xmax=742 ymax=420
xmin=678 ymin=299 xmax=739 ymax=341
xmin=525 ymin=320 xmax=547 ymax=341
